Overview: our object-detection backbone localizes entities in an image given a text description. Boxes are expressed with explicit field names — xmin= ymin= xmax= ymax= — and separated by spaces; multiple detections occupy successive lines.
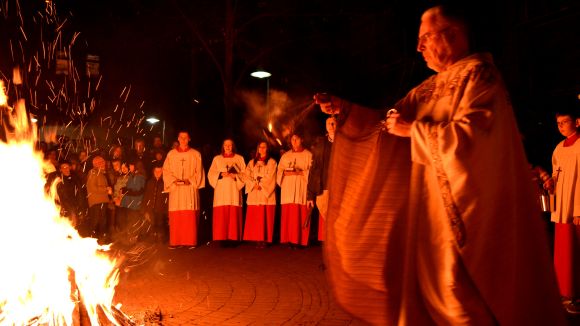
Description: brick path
xmin=113 ymin=243 xmax=364 ymax=325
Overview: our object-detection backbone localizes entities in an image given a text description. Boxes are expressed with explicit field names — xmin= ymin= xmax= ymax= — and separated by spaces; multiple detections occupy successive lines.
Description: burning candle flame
xmin=268 ymin=122 xmax=273 ymax=132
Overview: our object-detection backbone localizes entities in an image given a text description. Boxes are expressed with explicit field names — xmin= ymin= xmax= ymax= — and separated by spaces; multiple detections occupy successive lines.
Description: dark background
xmin=1 ymin=0 xmax=579 ymax=169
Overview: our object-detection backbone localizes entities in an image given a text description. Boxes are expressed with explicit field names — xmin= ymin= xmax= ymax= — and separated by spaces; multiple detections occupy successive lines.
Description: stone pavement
xmin=113 ymin=243 xmax=364 ymax=325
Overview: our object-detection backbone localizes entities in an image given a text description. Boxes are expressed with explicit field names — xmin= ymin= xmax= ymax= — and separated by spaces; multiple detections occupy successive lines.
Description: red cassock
xmin=163 ymin=147 xmax=205 ymax=246
xmin=277 ymin=149 xmax=312 ymax=246
xmin=551 ymin=135 xmax=580 ymax=300
xmin=208 ymin=154 xmax=246 ymax=241
xmin=243 ymin=157 xmax=277 ymax=242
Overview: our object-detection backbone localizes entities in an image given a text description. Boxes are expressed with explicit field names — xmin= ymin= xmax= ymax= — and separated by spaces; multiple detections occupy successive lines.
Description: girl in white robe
xmin=277 ymin=134 xmax=312 ymax=247
xmin=208 ymin=139 xmax=246 ymax=241
xmin=243 ymin=141 xmax=277 ymax=246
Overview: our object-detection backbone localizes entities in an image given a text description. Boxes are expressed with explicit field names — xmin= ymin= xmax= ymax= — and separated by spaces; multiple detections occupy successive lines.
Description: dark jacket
xmin=56 ymin=173 xmax=88 ymax=216
xmin=307 ymin=136 xmax=333 ymax=200
xmin=141 ymin=176 xmax=168 ymax=214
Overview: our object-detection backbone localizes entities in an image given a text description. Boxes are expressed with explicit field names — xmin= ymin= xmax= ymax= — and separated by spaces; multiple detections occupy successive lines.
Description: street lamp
xmin=251 ymin=70 xmax=272 ymax=131
xmin=146 ymin=117 xmax=165 ymax=144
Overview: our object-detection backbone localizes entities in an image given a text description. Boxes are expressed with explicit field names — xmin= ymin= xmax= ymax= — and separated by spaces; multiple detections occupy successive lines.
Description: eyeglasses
xmin=417 ymin=27 xmax=450 ymax=44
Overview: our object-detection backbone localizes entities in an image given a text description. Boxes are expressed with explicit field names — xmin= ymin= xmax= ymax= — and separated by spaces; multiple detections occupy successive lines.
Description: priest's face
xmin=257 ymin=142 xmax=268 ymax=157
xmin=290 ymin=135 xmax=303 ymax=151
xmin=557 ymin=115 xmax=578 ymax=138
xmin=417 ymin=12 xmax=457 ymax=72
xmin=223 ymin=140 xmax=234 ymax=155
xmin=177 ymin=132 xmax=190 ymax=148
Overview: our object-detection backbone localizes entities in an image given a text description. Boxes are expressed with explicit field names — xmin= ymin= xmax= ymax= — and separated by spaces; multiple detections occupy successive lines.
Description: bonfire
xmin=0 ymin=80 xmax=133 ymax=325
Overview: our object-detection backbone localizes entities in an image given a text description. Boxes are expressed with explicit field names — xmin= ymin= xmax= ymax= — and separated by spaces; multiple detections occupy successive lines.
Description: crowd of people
xmin=44 ymin=135 xmax=172 ymax=245
xmin=43 ymin=121 xmax=336 ymax=251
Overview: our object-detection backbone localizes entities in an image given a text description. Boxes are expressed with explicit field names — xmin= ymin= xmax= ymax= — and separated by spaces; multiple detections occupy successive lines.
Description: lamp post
xmin=250 ymin=70 xmax=272 ymax=131
xmin=146 ymin=117 xmax=165 ymax=144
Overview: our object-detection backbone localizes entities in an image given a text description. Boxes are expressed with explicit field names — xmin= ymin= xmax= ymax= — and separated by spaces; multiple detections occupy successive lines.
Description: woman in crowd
xmin=118 ymin=161 xmax=146 ymax=242
xmin=208 ymin=139 xmax=246 ymax=245
xmin=243 ymin=141 xmax=277 ymax=247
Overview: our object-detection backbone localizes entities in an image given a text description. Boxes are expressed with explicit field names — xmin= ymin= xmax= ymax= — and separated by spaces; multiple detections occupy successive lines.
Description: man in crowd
xmin=307 ymin=116 xmax=336 ymax=242
xmin=55 ymin=160 xmax=87 ymax=228
xmin=85 ymin=155 xmax=111 ymax=242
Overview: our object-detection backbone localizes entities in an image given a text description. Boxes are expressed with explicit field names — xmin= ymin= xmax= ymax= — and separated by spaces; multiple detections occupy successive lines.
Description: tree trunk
xmin=223 ymin=0 xmax=235 ymax=137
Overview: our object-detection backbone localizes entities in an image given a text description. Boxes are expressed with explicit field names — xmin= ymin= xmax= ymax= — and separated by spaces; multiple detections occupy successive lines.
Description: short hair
xmin=555 ymin=111 xmax=578 ymax=121
xmin=92 ymin=155 xmax=104 ymax=164
xmin=423 ymin=5 xmax=468 ymax=31
xmin=423 ymin=2 xmax=489 ymax=52
xmin=221 ymin=139 xmax=237 ymax=155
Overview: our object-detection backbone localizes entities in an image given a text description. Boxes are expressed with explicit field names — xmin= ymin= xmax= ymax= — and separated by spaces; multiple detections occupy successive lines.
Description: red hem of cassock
xmin=554 ymin=222 xmax=580 ymax=298
xmin=280 ymin=204 xmax=310 ymax=246
xmin=213 ymin=205 xmax=243 ymax=240
xmin=168 ymin=210 xmax=199 ymax=246
xmin=243 ymin=205 xmax=276 ymax=242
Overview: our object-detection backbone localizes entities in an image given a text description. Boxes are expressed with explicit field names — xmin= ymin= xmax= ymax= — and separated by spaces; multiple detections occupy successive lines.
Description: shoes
xmin=187 ymin=246 xmax=196 ymax=250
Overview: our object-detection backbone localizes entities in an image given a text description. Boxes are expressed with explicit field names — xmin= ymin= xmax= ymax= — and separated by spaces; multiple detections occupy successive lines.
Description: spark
xmin=18 ymin=26 xmax=28 ymax=41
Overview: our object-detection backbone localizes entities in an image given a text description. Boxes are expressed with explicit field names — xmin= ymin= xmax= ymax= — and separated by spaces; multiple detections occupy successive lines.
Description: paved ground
xmin=112 ymin=241 xmax=579 ymax=326
xmin=113 ymin=242 xmax=363 ymax=326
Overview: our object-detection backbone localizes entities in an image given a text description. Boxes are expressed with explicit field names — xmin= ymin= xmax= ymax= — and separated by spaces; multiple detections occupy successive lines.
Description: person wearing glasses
xmin=315 ymin=4 xmax=565 ymax=325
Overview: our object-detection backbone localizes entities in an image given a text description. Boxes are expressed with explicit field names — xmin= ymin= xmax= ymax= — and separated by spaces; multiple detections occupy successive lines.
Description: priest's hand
xmin=385 ymin=112 xmax=411 ymax=137
xmin=307 ymin=200 xmax=314 ymax=209
xmin=183 ymin=179 xmax=191 ymax=185
xmin=574 ymin=216 xmax=580 ymax=226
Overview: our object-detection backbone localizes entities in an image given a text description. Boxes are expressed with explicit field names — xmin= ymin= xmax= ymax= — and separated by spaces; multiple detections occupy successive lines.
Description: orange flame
xmin=0 ymin=80 xmax=122 ymax=325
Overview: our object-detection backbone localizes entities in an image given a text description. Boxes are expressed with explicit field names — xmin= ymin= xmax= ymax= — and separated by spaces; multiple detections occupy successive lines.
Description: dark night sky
xmin=1 ymin=0 xmax=579 ymax=168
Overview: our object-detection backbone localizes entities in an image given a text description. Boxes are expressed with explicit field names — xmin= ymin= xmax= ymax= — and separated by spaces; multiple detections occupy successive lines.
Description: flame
xmin=268 ymin=122 xmax=273 ymax=132
xmin=0 ymin=80 xmax=122 ymax=325
xmin=0 ymin=82 xmax=7 ymax=106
